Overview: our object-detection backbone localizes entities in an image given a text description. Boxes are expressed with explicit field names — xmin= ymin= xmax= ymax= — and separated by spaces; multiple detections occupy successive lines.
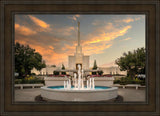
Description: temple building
xmin=68 ymin=22 xmax=89 ymax=70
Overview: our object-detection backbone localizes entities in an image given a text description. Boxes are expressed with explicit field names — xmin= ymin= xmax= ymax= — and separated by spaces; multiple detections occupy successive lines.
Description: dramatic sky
xmin=15 ymin=14 xmax=145 ymax=68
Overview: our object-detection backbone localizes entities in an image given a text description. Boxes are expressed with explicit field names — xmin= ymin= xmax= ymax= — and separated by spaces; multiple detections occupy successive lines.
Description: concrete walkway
xmin=118 ymin=88 xmax=145 ymax=102
xmin=14 ymin=88 xmax=145 ymax=102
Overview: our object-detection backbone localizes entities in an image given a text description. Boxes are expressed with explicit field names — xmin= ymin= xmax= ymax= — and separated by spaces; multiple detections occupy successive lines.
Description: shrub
xmin=15 ymin=79 xmax=22 ymax=84
xmin=53 ymin=71 xmax=59 ymax=75
xmin=98 ymin=71 xmax=103 ymax=76
xmin=15 ymin=75 xmax=44 ymax=84
xmin=31 ymin=73 xmax=36 ymax=76
xmin=139 ymin=80 xmax=145 ymax=85
xmin=114 ymin=80 xmax=121 ymax=84
xmin=114 ymin=76 xmax=145 ymax=85
xmin=92 ymin=72 xmax=97 ymax=75
xmin=61 ymin=72 xmax=66 ymax=75
xmin=119 ymin=77 xmax=127 ymax=85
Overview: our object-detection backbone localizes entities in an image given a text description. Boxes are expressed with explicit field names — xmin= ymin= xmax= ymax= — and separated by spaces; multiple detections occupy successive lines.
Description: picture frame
xmin=0 ymin=0 xmax=159 ymax=115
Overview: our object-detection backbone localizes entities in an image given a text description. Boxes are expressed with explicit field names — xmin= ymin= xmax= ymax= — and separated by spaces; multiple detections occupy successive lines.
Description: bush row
xmin=15 ymin=76 xmax=44 ymax=84
xmin=114 ymin=77 xmax=145 ymax=85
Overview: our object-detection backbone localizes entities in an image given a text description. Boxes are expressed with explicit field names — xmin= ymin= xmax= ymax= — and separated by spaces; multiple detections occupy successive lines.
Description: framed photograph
xmin=0 ymin=0 xmax=159 ymax=116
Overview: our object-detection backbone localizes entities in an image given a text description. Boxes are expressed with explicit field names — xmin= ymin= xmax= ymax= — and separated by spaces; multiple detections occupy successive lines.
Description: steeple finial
xmin=78 ymin=21 xmax=80 ymax=46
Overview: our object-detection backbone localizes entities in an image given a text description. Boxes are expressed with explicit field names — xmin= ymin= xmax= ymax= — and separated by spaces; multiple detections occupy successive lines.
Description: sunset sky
xmin=15 ymin=14 xmax=145 ymax=68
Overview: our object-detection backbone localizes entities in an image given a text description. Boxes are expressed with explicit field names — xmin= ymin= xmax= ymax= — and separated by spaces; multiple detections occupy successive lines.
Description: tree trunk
xmin=128 ymin=70 xmax=136 ymax=79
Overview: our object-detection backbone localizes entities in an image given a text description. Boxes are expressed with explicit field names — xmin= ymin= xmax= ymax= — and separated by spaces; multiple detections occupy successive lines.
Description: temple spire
xmin=76 ymin=21 xmax=82 ymax=54
xmin=78 ymin=21 xmax=80 ymax=46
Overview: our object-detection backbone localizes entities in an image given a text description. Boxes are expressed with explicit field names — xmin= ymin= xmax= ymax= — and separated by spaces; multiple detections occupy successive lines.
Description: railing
xmin=113 ymin=84 xmax=146 ymax=90
xmin=15 ymin=84 xmax=44 ymax=89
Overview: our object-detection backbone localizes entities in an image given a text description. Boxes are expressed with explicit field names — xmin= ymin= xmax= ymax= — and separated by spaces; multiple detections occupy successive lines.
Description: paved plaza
xmin=14 ymin=88 xmax=146 ymax=102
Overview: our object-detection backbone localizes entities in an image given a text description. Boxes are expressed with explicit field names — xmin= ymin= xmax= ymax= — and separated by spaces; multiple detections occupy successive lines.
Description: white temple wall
xmin=68 ymin=56 xmax=76 ymax=69
xmin=31 ymin=66 xmax=59 ymax=75
xmin=99 ymin=67 xmax=127 ymax=75
xmin=83 ymin=56 xmax=89 ymax=70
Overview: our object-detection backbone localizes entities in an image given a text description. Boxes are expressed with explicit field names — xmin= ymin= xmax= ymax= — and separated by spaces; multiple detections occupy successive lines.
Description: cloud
xmin=115 ymin=16 xmax=143 ymax=23
xmin=115 ymin=17 xmax=134 ymax=23
xmin=49 ymin=46 xmax=54 ymax=50
xmin=15 ymin=22 xmax=132 ymax=66
xmin=76 ymin=23 xmax=132 ymax=56
xmin=83 ymin=25 xmax=131 ymax=44
xmin=28 ymin=15 xmax=50 ymax=29
xmin=15 ymin=23 xmax=37 ymax=36
xmin=83 ymin=43 xmax=112 ymax=55
xmin=135 ymin=17 xmax=141 ymax=21
xmin=123 ymin=37 xmax=132 ymax=41
xmin=92 ymin=20 xmax=102 ymax=26
xmin=15 ymin=15 xmax=134 ymax=66
xmin=15 ymin=38 xmax=70 ymax=67
xmin=53 ymin=26 xmax=76 ymax=37
xmin=122 ymin=18 xmax=134 ymax=23
xmin=68 ymin=14 xmax=80 ymax=21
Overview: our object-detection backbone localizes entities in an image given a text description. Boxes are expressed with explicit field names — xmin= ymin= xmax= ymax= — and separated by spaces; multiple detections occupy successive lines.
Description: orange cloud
xmin=55 ymin=26 xmax=75 ymax=36
xmin=115 ymin=17 xmax=142 ymax=23
xmin=15 ymin=23 xmax=37 ymax=36
xmin=49 ymin=46 xmax=54 ymax=50
xmin=115 ymin=17 xmax=134 ymax=23
xmin=28 ymin=15 xmax=50 ymax=29
xmin=123 ymin=37 xmax=132 ymax=41
xmin=32 ymin=45 xmax=71 ymax=67
xmin=15 ymin=38 xmax=73 ymax=67
xmin=122 ymin=18 xmax=134 ymax=23
xmin=62 ymin=44 xmax=75 ymax=52
xmin=84 ymin=25 xmax=131 ymax=44
xmin=83 ymin=43 xmax=112 ymax=55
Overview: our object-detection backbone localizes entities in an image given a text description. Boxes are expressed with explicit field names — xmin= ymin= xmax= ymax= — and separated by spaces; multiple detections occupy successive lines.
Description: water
xmin=48 ymin=86 xmax=110 ymax=90
xmin=64 ymin=64 xmax=95 ymax=90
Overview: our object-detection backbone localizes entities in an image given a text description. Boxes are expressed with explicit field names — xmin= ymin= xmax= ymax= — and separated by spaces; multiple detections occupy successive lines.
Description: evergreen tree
xmin=62 ymin=64 xmax=65 ymax=70
xmin=61 ymin=63 xmax=66 ymax=75
xmin=92 ymin=60 xmax=98 ymax=70
xmin=92 ymin=60 xmax=98 ymax=75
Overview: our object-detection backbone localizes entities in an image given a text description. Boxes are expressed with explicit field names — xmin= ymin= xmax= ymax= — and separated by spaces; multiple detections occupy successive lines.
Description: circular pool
xmin=41 ymin=86 xmax=118 ymax=101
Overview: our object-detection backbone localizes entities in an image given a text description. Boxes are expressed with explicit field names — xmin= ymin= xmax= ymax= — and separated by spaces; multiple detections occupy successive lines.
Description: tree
xmin=98 ymin=70 xmax=103 ymax=76
xmin=15 ymin=42 xmax=46 ymax=78
xmin=62 ymin=64 xmax=65 ymax=70
xmin=115 ymin=47 xmax=145 ymax=79
xmin=92 ymin=60 xmax=98 ymax=70
xmin=61 ymin=63 xmax=66 ymax=75
xmin=53 ymin=71 xmax=59 ymax=75
xmin=92 ymin=60 xmax=98 ymax=75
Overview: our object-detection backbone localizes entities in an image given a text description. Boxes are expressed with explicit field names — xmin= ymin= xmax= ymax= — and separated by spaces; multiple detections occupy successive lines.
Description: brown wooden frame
xmin=0 ymin=0 xmax=160 ymax=115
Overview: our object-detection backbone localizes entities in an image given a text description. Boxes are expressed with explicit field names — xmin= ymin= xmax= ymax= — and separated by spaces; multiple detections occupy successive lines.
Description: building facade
xmin=31 ymin=66 xmax=60 ymax=75
xmin=99 ymin=66 xmax=127 ymax=75
xmin=68 ymin=21 xmax=89 ymax=70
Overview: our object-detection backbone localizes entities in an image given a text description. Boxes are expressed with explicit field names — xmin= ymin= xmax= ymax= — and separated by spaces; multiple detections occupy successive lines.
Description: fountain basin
xmin=41 ymin=86 xmax=118 ymax=101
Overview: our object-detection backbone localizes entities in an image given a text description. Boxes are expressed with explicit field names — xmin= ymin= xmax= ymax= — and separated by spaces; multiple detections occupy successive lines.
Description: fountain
xmin=41 ymin=64 xmax=118 ymax=101
xmin=64 ymin=64 xmax=95 ymax=90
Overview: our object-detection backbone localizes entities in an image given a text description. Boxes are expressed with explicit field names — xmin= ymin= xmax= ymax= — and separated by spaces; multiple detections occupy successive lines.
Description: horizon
xmin=15 ymin=14 xmax=145 ymax=68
